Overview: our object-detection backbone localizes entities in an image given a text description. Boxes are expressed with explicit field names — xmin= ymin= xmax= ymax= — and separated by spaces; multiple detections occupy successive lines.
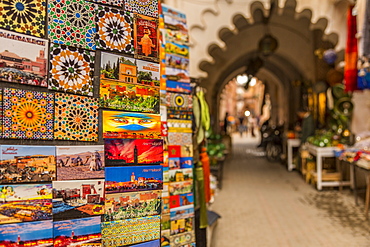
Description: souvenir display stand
xmin=0 ymin=0 xmax=165 ymax=246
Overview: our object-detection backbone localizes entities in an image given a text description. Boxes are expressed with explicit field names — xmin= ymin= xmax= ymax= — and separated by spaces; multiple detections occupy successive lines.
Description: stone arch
xmin=198 ymin=0 xmax=339 ymax=128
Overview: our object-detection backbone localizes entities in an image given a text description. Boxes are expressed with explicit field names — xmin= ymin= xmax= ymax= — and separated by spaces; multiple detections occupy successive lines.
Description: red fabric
xmin=344 ymin=5 xmax=358 ymax=92
xmin=200 ymin=148 xmax=211 ymax=203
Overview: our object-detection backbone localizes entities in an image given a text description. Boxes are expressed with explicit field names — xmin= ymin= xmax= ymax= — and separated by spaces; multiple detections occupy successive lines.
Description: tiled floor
xmin=210 ymin=133 xmax=370 ymax=247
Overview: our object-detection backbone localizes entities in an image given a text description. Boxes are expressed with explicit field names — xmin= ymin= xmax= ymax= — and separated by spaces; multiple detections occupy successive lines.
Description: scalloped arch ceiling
xmin=164 ymin=0 xmax=347 ymax=123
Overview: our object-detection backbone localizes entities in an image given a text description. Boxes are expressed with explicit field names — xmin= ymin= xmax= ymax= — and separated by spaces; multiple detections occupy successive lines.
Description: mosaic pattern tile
xmin=96 ymin=5 xmax=134 ymax=54
xmin=3 ymin=88 xmax=54 ymax=140
xmin=54 ymin=93 xmax=99 ymax=141
xmin=49 ymin=43 xmax=95 ymax=96
xmin=87 ymin=0 xmax=123 ymax=7
xmin=0 ymin=0 xmax=46 ymax=37
xmin=125 ymin=0 xmax=158 ymax=18
xmin=48 ymin=0 xmax=96 ymax=50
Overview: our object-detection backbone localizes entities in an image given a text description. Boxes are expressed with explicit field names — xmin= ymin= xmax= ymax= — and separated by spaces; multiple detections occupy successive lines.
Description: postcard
xmin=165 ymin=42 xmax=189 ymax=58
xmin=166 ymin=92 xmax=192 ymax=109
xmin=169 ymin=231 xmax=195 ymax=247
xmin=0 ymin=145 xmax=56 ymax=184
xmin=161 ymin=229 xmax=170 ymax=247
xmin=103 ymin=110 xmax=161 ymax=139
xmin=105 ymin=139 xmax=163 ymax=166
xmin=167 ymin=108 xmax=193 ymax=120
xmin=180 ymin=146 xmax=193 ymax=158
xmin=165 ymin=54 xmax=189 ymax=71
xmin=137 ymin=59 xmax=160 ymax=87
xmin=162 ymin=191 xmax=170 ymax=214
xmin=169 ymin=158 xmax=180 ymax=170
xmin=105 ymin=166 xmax=163 ymax=194
xmin=0 ymin=29 xmax=48 ymax=87
xmin=104 ymin=190 xmax=161 ymax=221
xmin=52 ymin=179 xmax=105 ymax=220
xmin=130 ymin=239 xmax=161 ymax=247
xmin=180 ymin=157 xmax=193 ymax=169
xmin=170 ymin=217 xmax=193 ymax=236
xmin=101 ymin=216 xmax=160 ymax=246
xmin=166 ymin=80 xmax=191 ymax=94
xmin=169 ymin=193 xmax=194 ymax=208
xmin=168 ymin=146 xmax=181 ymax=158
xmin=134 ymin=14 xmax=159 ymax=62
xmin=168 ymin=132 xmax=192 ymax=146
xmin=163 ymin=170 xmax=169 ymax=183
xmin=161 ymin=4 xmax=188 ymax=33
xmin=168 ymin=120 xmax=192 ymax=133
xmin=169 ymin=181 xmax=193 ymax=196
xmin=164 ymin=29 xmax=189 ymax=46
xmin=0 ymin=183 xmax=52 ymax=224
xmin=0 ymin=220 xmax=53 ymax=246
xmin=161 ymin=214 xmax=170 ymax=231
xmin=169 ymin=169 xmax=193 ymax=183
xmin=100 ymin=79 xmax=160 ymax=113
xmin=53 ymin=216 xmax=102 ymax=247
xmin=100 ymin=52 xmax=137 ymax=83
xmin=165 ymin=67 xmax=190 ymax=83
xmin=56 ymin=145 xmax=105 ymax=181
xmin=170 ymin=205 xmax=194 ymax=221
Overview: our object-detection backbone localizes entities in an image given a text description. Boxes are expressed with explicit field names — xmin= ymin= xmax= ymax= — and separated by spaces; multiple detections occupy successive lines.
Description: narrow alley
xmin=210 ymin=134 xmax=370 ymax=247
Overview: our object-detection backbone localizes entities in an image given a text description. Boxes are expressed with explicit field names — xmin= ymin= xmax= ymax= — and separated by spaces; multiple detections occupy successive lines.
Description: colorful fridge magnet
xmin=170 ymin=218 xmax=193 ymax=236
xmin=52 ymin=179 xmax=105 ymax=221
xmin=165 ymin=42 xmax=189 ymax=58
xmin=169 ymin=193 xmax=194 ymax=209
xmin=48 ymin=0 xmax=96 ymax=50
xmin=0 ymin=183 xmax=52 ymax=224
xmin=53 ymin=216 xmax=102 ymax=246
xmin=169 ymin=180 xmax=193 ymax=196
xmin=168 ymin=119 xmax=192 ymax=133
xmin=0 ymin=0 xmax=47 ymax=37
xmin=56 ymin=145 xmax=104 ymax=180
xmin=100 ymin=52 xmax=136 ymax=82
xmin=104 ymin=190 xmax=161 ymax=221
xmin=168 ymin=168 xmax=193 ymax=182
xmin=0 ymin=220 xmax=53 ymax=246
xmin=166 ymin=81 xmax=191 ymax=94
xmin=105 ymin=166 xmax=163 ymax=193
xmin=101 ymin=216 xmax=160 ymax=246
xmin=168 ymin=157 xmax=180 ymax=170
xmin=49 ymin=44 xmax=95 ymax=96
xmin=104 ymin=139 xmax=163 ymax=166
xmin=136 ymin=59 xmax=160 ymax=87
xmin=134 ymin=14 xmax=159 ymax=62
xmin=162 ymin=191 xmax=170 ymax=214
xmin=0 ymin=145 xmax=56 ymax=183
xmin=3 ymin=88 xmax=54 ymax=140
xmin=180 ymin=157 xmax=193 ymax=169
xmin=170 ymin=205 xmax=194 ymax=221
xmin=166 ymin=92 xmax=192 ymax=109
xmin=54 ymin=93 xmax=99 ymax=141
xmin=169 ymin=231 xmax=195 ymax=247
xmin=165 ymin=54 xmax=189 ymax=71
xmin=125 ymin=0 xmax=158 ymax=18
xmin=161 ymin=4 xmax=188 ymax=33
xmin=0 ymin=29 xmax=48 ymax=86
xmin=164 ymin=29 xmax=189 ymax=46
xmin=100 ymin=79 xmax=160 ymax=113
xmin=96 ymin=5 xmax=134 ymax=54
xmin=165 ymin=67 xmax=190 ymax=83
xmin=168 ymin=132 xmax=192 ymax=146
xmin=103 ymin=110 xmax=161 ymax=139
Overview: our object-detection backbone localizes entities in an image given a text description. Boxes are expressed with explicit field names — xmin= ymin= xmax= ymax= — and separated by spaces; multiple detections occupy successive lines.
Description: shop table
xmin=307 ymin=144 xmax=351 ymax=190
xmin=351 ymin=162 xmax=370 ymax=218
xmin=287 ymin=139 xmax=301 ymax=171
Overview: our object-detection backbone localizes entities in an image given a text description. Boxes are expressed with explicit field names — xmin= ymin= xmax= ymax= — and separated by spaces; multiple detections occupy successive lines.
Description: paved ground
xmin=210 ymin=133 xmax=370 ymax=247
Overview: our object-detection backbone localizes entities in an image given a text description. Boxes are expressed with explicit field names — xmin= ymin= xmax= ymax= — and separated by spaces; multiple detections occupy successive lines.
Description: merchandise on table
xmin=0 ymin=29 xmax=48 ymax=86
xmin=56 ymin=145 xmax=105 ymax=180
xmin=0 ymin=145 xmax=56 ymax=183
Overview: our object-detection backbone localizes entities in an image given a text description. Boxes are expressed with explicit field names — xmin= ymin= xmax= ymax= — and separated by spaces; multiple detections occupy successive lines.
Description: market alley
xmin=210 ymin=134 xmax=370 ymax=247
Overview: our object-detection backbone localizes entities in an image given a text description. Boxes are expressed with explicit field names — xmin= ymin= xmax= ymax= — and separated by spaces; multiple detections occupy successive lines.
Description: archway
xmin=198 ymin=0 xmax=339 ymax=129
